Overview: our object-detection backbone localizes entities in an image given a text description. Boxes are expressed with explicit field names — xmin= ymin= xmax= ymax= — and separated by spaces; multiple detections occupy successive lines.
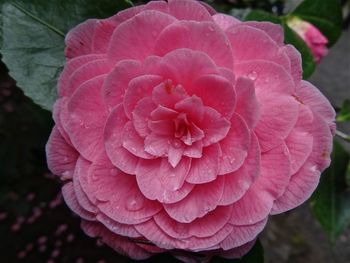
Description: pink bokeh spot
xmin=46 ymin=0 xmax=335 ymax=262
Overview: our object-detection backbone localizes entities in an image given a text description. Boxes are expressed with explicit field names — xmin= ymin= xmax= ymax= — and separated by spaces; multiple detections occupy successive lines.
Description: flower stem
xmin=335 ymin=130 xmax=350 ymax=143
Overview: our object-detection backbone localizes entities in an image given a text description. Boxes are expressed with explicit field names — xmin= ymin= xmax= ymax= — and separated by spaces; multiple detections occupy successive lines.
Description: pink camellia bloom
xmin=287 ymin=17 xmax=328 ymax=63
xmin=46 ymin=0 xmax=335 ymax=261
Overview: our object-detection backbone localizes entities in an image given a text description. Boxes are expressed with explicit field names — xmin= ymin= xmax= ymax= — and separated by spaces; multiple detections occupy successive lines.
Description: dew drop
xmin=126 ymin=195 xmax=144 ymax=211
xmin=247 ymin=71 xmax=257 ymax=81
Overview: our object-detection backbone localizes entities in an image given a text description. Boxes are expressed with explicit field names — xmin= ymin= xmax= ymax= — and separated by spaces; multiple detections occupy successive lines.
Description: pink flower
xmin=46 ymin=0 xmax=335 ymax=261
xmin=287 ymin=17 xmax=328 ymax=63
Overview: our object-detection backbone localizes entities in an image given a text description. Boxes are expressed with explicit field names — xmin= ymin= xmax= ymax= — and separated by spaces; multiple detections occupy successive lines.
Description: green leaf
xmin=0 ymin=0 xmax=131 ymax=111
xmin=292 ymin=0 xmax=342 ymax=46
xmin=310 ymin=141 xmax=350 ymax=243
xmin=211 ymin=240 xmax=264 ymax=263
xmin=336 ymin=99 xmax=350 ymax=122
xmin=282 ymin=22 xmax=316 ymax=79
xmin=244 ymin=10 xmax=281 ymax=24
xmin=245 ymin=10 xmax=316 ymax=79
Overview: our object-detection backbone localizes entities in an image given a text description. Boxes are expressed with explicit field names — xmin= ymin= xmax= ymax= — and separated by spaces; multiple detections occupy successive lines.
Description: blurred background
xmin=0 ymin=0 xmax=349 ymax=262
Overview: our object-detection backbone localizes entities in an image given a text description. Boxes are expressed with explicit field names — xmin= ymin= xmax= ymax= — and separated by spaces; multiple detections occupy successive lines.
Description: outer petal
xmin=213 ymin=13 xmax=240 ymax=31
xmin=272 ymin=113 xmax=333 ymax=213
xmin=220 ymin=219 xmax=267 ymax=249
xmin=168 ymin=0 xmax=213 ymax=21
xmin=87 ymin=153 xmax=162 ymax=224
xmin=108 ymin=10 xmax=176 ymax=62
xmin=227 ymin=25 xmax=290 ymax=70
xmin=64 ymin=76 xmax=107 ymax=161
xmin=229 ymin=143 xmax=291 ymax=225
xmin=58 ymin=54 xmax=105 ymax=97
xmin=154 ymin=206 xmax=232 ymax=239
xmin=164 ymin=177 xmax=224 ymax=223
xmin=155 ymin=21 xmax=233 ymax=69
xmin=297 ymin=80 xmax=336 ymax=130
xmin=46 ymin=126 xmax=78 ymax=179
xmin=81 ymin=221 xmax=152 ymax=260
xmin=65 ymin=19 xmax=97 ymax=59
xmin=62 ymin=182 xmax=95 ymax=220
xmin=244 ymin=21 xmax=284 ymax=45
xmin=64 ymin=58 xmax=113 ymax=97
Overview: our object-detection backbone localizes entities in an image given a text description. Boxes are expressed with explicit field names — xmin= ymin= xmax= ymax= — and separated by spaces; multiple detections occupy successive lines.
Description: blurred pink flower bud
xmin=288 ymin=17 xmax=328 ymax=63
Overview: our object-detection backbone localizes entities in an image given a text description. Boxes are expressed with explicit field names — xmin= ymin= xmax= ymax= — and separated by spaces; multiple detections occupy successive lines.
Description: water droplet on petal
xmin=172 ymin=140 xmax=182 ymax=149
xmin=247 ymin=71 xmax=257 ymax=81
xmin=126 ymin=195 xmax=144 ymax=211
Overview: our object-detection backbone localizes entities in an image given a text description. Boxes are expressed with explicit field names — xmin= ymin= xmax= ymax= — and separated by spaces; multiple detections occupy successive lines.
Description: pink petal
xmin=103 ymin=59 xmax=142 ymax=110
xmin=191 ymin=74 xmax=236 ymax=119
xmin=168 ymin=146 xmax=185 ymax=168
xmin=183 ymin=140 xmax=203 ymax=158
xmin=220 ymin=219 xmax=267 ymax=249
xmin=92 ymin=19 xmax=118 ymax=54
xmin=122 ymin=122 xmax=155 ymax=159
xmin=132 ymin=97 xmax=156 ymax=137
xmin=65 ymin=19 xmax=97 ymax=59
xmin=219 ymin=132 xmax=260 ymax=206
xmin=235 ymin=60 xmax=294 ymax=94
xmin=164 ymin=177 xmax=224 ymax=223
xmin=271 ymin=161 xmax=321 ymax=214
xmin=229 ymin=186 xmax=273 ymax=225
xmin=212 ymin=14 xmax=240 ymax=31
xmin=152 ymin=80 xmax=188 ymax=108
xmin=155 ymin=21 xmax=233 ymax=69
xmin=64 ymin=58 xmax=113 ymax=97
xmin=186 ymin=143 xmax=221 ymax=184
xmin=218 ymin=113 xmax=251 ymax=175
xmin=227 ymin=25 xmax=290 ymax=70
xmin=154 ymin=206 xmax=232 ymax=239
xmin=218 ymin=239 xmax=256 ymax=259
xmin=46 ymin=126 xmax=78 ymax=179
xmin=286 ymin=107 xmax=314 ymax=174
xmin=108 ymin=10 xmax=176 ymax=62
xmin=144 ymin=49 xmax=219 ymax=89
xmin=136 ymin=218 xmax=232 ymax=251
xmin=199 ymin=107 xmax=231 ymax=147
xmin=96 ymin=213 xmax=140 ymax=238
xmin=144 ymin=133 xmax=170 ymax=157
xmin=62 ymin=182 xmax=95 ymax=220
xmin=148 ymin=119 xmax=174 ymax=136
xmin=234 ymin=77 xmax=260 ymax=129
xmin=65 ymin=76 xmax=107 ymax=161
xmin=58 ymin=54 xmax=105 ymax=97
xmin=123 ymin=75 xmax=164 ymax=119
xmin=81 ymin=221 xmax=151 ymax=260
xmin=175 ymin=96 xmax=205 ymax=122
xmin=297 ymin=80 xmax=336 ymax=129
xmin=104 ymin=104 xmax=139 ymax=174
xmin=87 ymin=153 xmax=162 ymax=224
xmin=136 ymin=158 xmax=193 ymax=203
xmin=52 ymin=98 xmax=71 ymax=144
xmin=244 ymin=21 xmax=284 ymax=45
xmin=282 ymin=44 xmax=303 ymax=85
xmin=168 ymin=0 xmax=213 ymax=21
xmin=254 ymin=93 xmax=299 ymax=152
xmin=258 ymin=143 xmax=292 ymax=199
